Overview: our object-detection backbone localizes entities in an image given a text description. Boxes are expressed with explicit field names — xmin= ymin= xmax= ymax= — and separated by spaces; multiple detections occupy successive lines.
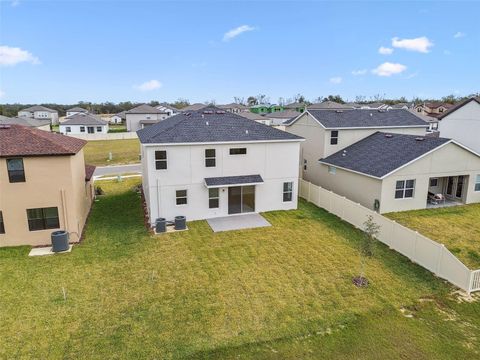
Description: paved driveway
xmin=94 ymin=163 xmax=141 ymax=176
xmin=207 ymin=213 xmax=271 ymax=232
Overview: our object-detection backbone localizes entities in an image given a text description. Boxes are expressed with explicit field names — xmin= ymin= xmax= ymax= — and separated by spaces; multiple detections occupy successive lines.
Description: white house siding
xmin=439 ymin=100 xmax=480 ymax=153
xmin=59 ymin=124 xmax=109 ymax=135
xmin=285 ymin=112 xmax=427 ymax=187
xmin=126 ymin=113 xmax=168 ymax=132
xmin=34 ymin=111 xmax=58 ymax=124
xmin=18 ymin=111 xmax=33 ymax=118
xmin=379 ymin=142 xmax=480 ymax=213
xmin=142 ymin=141 xmax=301 ymax=223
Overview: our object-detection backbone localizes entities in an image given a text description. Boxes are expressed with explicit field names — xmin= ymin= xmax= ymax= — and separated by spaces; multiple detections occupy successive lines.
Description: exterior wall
xmin=66 ymin=111 xmax=87 ymax=117
xmin=142 ymin=141 xmax=301 ymax=223
xmin=439 ymin=100 xmax=480 ymax=153
xmin=285 ymin=112 xmax=427 ymax=187
xmin=18 ymin=111 xmax=33 ymax=118
xmin=0 ymin=151 xmax=93 ymax=247
xmin=109 ymin=115 xmax=123 ymax=124
xmin=37 ymin=124 xmax=51 ymax=132
xmin=59 ymin=124 xmax=109 ymax=135
xmin=380 ymin=142 xmax=480 ymax=213
xmin=34 ymin=111 xmax=59 ymax=124
xmin=316 ymin=165 xmax=383 ymax=211
xmin=126 ymin=113 xmax=168 ymax=132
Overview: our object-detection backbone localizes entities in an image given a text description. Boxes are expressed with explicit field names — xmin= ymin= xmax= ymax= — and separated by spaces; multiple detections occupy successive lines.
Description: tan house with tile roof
xmin=0 ymin=124 xmax=95 ymax=247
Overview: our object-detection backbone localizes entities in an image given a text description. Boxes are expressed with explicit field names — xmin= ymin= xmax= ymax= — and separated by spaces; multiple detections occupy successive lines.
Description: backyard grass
xmin=83 ymin=138 xmax=140 ymax=166
xmin=386 ymin=204 xmax=480 ymax=270
xmin=1 ymin=179 xmax=480 ymax=359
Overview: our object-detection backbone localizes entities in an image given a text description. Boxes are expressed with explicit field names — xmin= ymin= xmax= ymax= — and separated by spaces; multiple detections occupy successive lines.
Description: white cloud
xmin=329 ymin=77 xmax=342 ymax=84
xmin=453 ymin=32 xmax=466 ymax=39
xmin=0 ymin=45 xmax=40 ymax=66
xmin=378 ymin=46 xmax=393 ymax=55
xmin=392 ymin=36 xmax=433 ymax=53
xmin=223 ymin=25 xmax=255 ymax=42
xmin=134 ymin=79 xmax=162 ymax=91
xmin=372 ymin=62 xmax=407 ymax=77
xmin=352 ymin=69 xmax=367 ymax=76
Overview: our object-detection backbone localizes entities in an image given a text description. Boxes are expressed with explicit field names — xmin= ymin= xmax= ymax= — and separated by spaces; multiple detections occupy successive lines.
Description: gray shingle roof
xmin=0 ymin=116 xmax=51 ymax=128
xmin=204 ymin=174 xmax=263 ymax=188
xmin=307 ymin=101 xmax=353 ymax=110
xmin=125 ymin=104 xmax=166 ymax=114
xmin=266 ymin=110 xmax=301 ymax=119
xmin=137 ymin=106 xmax=303 ymax=144
xmin=320 ymin=132 xmax=451 ymax=178
xmin=21 ymin=105 xmax=57 ymax=113
xmin=237 ymin=111 xmax=267 ymax=121
xmin=67 ymin=107 xmax=88 ymax=112
xmin=62 ymin=113 xmax=108 ymax=126
xmin=303 ymin=109 xmax=429 ymax=129
xmin=180 ymin=103 xmax=207 ymax=112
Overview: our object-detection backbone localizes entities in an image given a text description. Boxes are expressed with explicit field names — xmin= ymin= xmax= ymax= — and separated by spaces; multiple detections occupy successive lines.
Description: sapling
xmin=353 ymin=215 xmax=381 ymax=287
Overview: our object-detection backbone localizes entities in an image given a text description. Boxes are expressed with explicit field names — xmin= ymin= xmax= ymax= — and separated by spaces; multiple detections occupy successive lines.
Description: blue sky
xmin=1 ymin=0 xmax=479 ymax=104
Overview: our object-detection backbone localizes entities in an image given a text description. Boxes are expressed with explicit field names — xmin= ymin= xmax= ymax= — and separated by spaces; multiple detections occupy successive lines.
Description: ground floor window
xmin=475 ymin=175 xmax=480 ymax=192
xmin=0 ymin=211 xmax=4 ymax=234
xmin=66 ymin=127 xmax=71 ymax=133
xmin=328 ymin=166 xmax=336 ymax=175
xmin=395 ymin=180 xmax=415 ymax=199
xmin=176 ymin=190 xmax=187 ymax=205
xmin=80 ymin=126 xmax=85 ymax=132
xmin=26 ymin=207 xmax=60 ymax=231
xmin=283 ymin=182 xmax=293 ymax=202
xmin=209 ymin=188 xmax=219 ymax=208
xmin=96 ymin=126 xmax=102 ymax=132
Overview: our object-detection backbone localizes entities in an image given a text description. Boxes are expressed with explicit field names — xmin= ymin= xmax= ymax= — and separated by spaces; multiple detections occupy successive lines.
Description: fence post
xmin=436 ymin=244 xmax=445 ymax=277
xmin=389 ymin=220 xmax=396 ymax=249
xmin=308 ymin=181 xmax=312 ymax=202
xmin=413 ymin=231 xmax=418 ymax=263
xmin=467 ymin=271 xmax=473 ymax=295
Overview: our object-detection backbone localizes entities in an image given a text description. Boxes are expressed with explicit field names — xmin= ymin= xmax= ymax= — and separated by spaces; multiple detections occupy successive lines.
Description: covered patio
xmin=427 ymin=175 xmax=468 ymax=208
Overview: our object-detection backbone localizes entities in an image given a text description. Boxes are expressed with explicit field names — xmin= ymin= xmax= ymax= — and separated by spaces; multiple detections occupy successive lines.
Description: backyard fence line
xmin=65 ymin=132 xmax=138 ymax=141
xmin=298 ymin=179 xmax=480 ymax=294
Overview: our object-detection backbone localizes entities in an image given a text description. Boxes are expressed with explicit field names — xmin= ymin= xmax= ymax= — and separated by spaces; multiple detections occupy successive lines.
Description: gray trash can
xmin=174 ymin=216 xmax=186 ymax=230
xmin=155 ymin=218 xmax=166 ymax=233
xmin=51 ymin=231 xmax=69 ymax=252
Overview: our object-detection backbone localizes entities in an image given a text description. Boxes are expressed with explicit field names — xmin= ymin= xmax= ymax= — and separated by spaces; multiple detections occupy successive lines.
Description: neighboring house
xmin=0 ymin=124 xmax=95 ymax=247
xmin=0 ymin=115 xmax=51 ymax=131
xmin=409 ymin=109 xmax=439 ymax=133
xmin=59 ymin=113 xmax=109 ymax=135
xmin=156 ymin=103 xmax=180 ymax=117
xmin=359 ymin=102 xmax=391 ymax=110
xmin=18 ymin=105 xmax=59 ymax=125
xmin=137 ymin=107 xmax=304 ymax=224
xmin=414 ymin=102 xmax=454 ymax=118
xmin=66 ymin=107 xmax=89 ymax=117
xmin=250 ymin=104 xmax=271 ymax=114
xmin=391 ymin=102 xmax=414 ymax=110
xmin=217 ymin=103 xmax=249 ymax=113
xmin=438 ymin=97 xmax=480 ymax=153
xmin=284 ymin=102 xmax=306 ymax=113
xmin=265 ymin=110 xmax=301 ymax=127
xmin=269 ymin=104 xmax=284 ymax=113
xmin=318 ymin=132 xmax=480 ymax=213
xmin=125 ymin=104 xmax=169 ymax=132
xmin=284 ymin=109 xmax=429 ymax=186
xmin=307 ymin=101 xmax=353 ymax=110
xmin=237 ymin=111 xmax=270 ymax=125
xmin=180 ymin=103 xmax=207 ymax=112
xmin=107 ymin=114 xmax=123 ymax=124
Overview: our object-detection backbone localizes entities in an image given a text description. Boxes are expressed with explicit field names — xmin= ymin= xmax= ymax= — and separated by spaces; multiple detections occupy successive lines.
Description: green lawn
xmin=83 ymin=139 xmax=140 ymax=166
xmin=386 ymin=204 xmax=480 ymax=269
xmin=108 ymin=124 xmax=127 ymax=133
xmin=1 ymin=179 xmax=480 ymax=359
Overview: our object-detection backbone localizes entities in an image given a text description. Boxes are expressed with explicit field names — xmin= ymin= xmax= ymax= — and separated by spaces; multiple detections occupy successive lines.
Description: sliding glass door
xmin=228 ymin=186 xmax=255 ymax=214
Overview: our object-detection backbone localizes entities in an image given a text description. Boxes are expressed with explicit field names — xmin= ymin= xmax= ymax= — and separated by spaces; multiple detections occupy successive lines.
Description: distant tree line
xmin=1 ymin=92 xmax=478 ymax=117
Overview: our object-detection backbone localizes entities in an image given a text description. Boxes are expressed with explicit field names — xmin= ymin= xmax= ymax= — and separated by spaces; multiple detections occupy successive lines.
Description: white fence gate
xmin=299 ymin=179 xmax=480 ymax=294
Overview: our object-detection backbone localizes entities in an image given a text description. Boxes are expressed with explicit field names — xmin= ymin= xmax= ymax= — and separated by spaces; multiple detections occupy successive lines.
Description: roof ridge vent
xmin=206 ymin=121 xmax=209 ymax=126
xmin=415 ymin=137 xmax=425 ymax=141
xmin=384 ymin=134 xmax=393 ymax=138
xmin=335 ymin=110 xmax=343 ymax=113
xmin=245 ymin=129 xmax=249 ymax=134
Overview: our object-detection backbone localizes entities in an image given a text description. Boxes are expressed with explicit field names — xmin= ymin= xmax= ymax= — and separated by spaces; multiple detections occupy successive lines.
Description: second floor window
xmin=6 ymin=158 xmax=25 ymax=183
xmin=155 ymin=150 xmax=167 ymax=170
xmin=0 ymin=211 xmax=4 ymax=234
xmin=330 ymin=130 xmax=339 ymax=145
xmin=205 ymin=149 xmax=216 ymax=167
xmin=230 ymin=148 xmax=247 ymax=155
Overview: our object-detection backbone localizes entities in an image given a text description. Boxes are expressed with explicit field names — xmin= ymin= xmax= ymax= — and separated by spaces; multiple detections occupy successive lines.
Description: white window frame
xmin=395 ymin=179 xmax=415 ymax=199
xmin=155 ymin=150 xmax=167 ymax=170
xmin=208 ymin=188 xmax=219 ymax=208
xmin=176 ymin=190 xmax=187 ymax=206
xmin=330 ymin=130 xmax=339 ymax=145
xmin=283 ymin=182 xmax=293 ymax=202
xmin=205 ymin=149 xmax=216 ymax=167
xmin=475 ymin=175 xmax=480 ymax=192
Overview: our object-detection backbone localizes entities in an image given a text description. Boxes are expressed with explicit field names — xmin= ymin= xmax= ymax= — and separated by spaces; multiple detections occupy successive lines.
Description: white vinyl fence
xmin=65 ymin=132 xmax=138 ymax=141
xmin=299 ymin=179 xmax=480 ymax=294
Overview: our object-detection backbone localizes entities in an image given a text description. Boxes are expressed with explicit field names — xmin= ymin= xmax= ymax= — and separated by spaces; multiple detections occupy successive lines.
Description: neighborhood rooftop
xmin=0 ymin=124 xmax=86 ymax=157
xmin=62 ymin=113 xmax=108 ymax=125
xmin=125 ymin=104 xmax=167 ymax=114
xmin=67 ymin=106 xmax=89 ymax=112
xmin=296 ymin=109 xmax=429 ymax=129
xmin=0 ymin=116 xmax=51 ymax=128
xmin=21 ymin=105 xmax=57 ymax=112
xmin=137 ymin=106 xmax=303 ymax=144
xmin=319 ymin=132 xmax=451 ymax=178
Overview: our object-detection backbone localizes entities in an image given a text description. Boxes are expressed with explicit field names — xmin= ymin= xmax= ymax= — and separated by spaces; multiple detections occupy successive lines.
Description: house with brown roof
xmin=0 ymin=124 xmax=95 ymax=247
xmin=414 ymin=102 xmax=454 ymax=118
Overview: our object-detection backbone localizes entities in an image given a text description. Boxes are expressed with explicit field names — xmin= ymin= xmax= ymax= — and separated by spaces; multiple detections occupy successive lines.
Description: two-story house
xmin=414 ymin=102 xmax=454 ymax=118
xmin=285 ymin=109 xmax=480 ymax=213
xmin=0 ymin=124 xmax=95 ymax=247
xmin=18 ymin=105 xmax=59 ymax=125
xmin=137 ymin=107 xmax=304 ymax=224
xmin=217 ymin=103 xmax=249 ymax=113
xmin=125 ymin=104 xmax=169 ymax=132
xmin=66 ymin=107 xmax=89 ymax=117
xmin=438 ymin=97 xmax=480 ymax=153
xmin=156 ymin=103 xmax=180 ymax=117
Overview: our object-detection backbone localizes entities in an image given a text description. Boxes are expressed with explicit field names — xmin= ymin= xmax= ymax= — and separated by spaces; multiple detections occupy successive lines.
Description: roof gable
xmin=125 ymin=104 xmax=166 ymax=114
xmin=62 ymin=113 xmax=108 ymax=125
xmin=438 ymin=97 xmax=480 ymax=120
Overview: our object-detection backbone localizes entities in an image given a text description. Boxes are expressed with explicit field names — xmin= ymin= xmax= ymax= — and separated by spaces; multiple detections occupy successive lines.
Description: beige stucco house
xmin=125 ymin=104 xmax=169 ymax=132
xmin=0 ymin=124 xmax=95 ymax=247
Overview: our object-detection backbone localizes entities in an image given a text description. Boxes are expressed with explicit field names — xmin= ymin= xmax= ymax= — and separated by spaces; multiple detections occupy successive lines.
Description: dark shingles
xmin=20 ymin=105 xmax=57 ymax=113
xmin=0 ymin=124 xmax=86 ymax=157
xmin=137 ymin=106 xmax=303 ymax=144
xmin=205 ymin=174 xmax=263 ymax=187
xmin=85 ymin=164 xmax=96 ymax=181
xmin=319 ymin=132 xmax=451 ymax=178
xmin=0 ymin=116 xmax=51 ymax=128
xmin=306 ymin=109 xmax=429 ymax=129
xmin=62 ymin=113 xmax=108 ymax=126
xmin=125 ymin=104 xmax=167 ymax=114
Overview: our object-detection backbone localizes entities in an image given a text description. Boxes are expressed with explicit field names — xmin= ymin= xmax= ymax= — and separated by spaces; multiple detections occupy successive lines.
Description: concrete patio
xmin=207 ymin=213 xmax=271 ymax=232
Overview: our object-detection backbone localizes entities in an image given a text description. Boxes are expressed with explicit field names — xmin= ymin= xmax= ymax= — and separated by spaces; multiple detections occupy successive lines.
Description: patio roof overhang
xmin=204 ymin=174 xmax=264 ymax=188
